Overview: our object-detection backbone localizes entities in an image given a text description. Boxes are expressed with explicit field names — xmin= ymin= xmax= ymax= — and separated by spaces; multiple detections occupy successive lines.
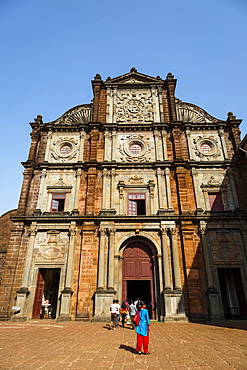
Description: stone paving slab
xmin=0 ymin=321 xmax=247 ymax=369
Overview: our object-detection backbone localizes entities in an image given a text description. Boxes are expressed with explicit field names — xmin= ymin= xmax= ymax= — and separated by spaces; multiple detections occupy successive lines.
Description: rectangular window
xmin=208 ymin=193 xmax=224 ymax=211
xmin=51 ymin=194 xmax=66 ymax=212
xmin=128 ymin=193 xmax=146 ymax=215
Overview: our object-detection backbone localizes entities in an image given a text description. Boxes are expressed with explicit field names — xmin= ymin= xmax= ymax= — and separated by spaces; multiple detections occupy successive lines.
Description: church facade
xmin=1 ymin=68 xmax=247 ymax=322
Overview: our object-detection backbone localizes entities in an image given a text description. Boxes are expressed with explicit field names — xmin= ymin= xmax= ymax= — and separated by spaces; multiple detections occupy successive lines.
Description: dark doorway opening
xmin=218 ymin=268 xmax=247 ymax=320
xmin=33 ymin=268 xmax=60 ymax=319
xmin=127 ymin=280 xmax=151 ymax=303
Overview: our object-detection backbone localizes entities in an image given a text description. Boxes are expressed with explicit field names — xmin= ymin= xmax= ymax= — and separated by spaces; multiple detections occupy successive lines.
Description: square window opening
xmin=128 ymin=193 xmax=146 ymax=216
xmin=208 ymin=193 xmax=224 ymax=211
xmin=51 ymin=194 xmax=66 ymax=212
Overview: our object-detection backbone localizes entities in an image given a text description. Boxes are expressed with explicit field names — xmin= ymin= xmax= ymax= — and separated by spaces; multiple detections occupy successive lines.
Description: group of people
xmin=110 ymin=298 xmax=150 ymax=355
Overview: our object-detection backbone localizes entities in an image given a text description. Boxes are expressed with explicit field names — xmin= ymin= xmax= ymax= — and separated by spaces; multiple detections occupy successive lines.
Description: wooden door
xmin=122 ymin=242 xmax=154 ymax=315
xmin=32 ymin=269 xmax=45 ymax=319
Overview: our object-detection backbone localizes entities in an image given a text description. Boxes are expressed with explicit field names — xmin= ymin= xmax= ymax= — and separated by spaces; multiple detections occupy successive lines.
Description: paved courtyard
xmin=0 ymin=320 xmax=247 ymax=369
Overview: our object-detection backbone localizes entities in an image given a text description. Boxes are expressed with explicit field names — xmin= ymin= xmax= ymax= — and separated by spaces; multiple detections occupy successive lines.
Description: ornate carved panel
xmin=208 ymin=229 xmax=242 ymax=263
xmin=35 ymin=231 xmax=68 ymax=261
xmin=118 ymin=134 xmax=152 ymax=162
xmin=116 ymin=90 xmax=154 ymax=123
xmin=50 ymin=136 xmax=79 ymax=162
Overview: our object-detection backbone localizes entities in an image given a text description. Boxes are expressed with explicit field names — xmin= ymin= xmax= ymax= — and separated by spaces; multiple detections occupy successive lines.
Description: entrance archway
xmin=33 ymin=268 xmax=60 ymax=319
xmin=122 ymin=242 xmax=155 ymax=318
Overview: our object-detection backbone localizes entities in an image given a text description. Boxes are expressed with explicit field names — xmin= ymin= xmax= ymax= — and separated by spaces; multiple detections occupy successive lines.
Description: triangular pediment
xmin=104 ymin=67 xmax=164 ymax=86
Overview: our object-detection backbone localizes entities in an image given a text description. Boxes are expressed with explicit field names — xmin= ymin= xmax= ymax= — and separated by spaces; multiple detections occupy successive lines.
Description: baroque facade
xmin=1 ymin=68 xmax=247 ymax=322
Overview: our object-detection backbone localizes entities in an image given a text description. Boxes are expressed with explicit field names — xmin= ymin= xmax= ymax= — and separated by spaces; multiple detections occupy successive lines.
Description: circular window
xmin=200 ymin=143 xmax=212 ymax=153
xmin=129 ymin=143 xmax=142 ymax=155
xmin=60 ymin=144 xmax=72 ymax=155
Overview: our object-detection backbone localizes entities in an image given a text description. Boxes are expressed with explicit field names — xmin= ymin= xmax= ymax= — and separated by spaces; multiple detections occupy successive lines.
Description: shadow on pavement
xmin=197 ymin=321 xmax=247 ymax=331
xmin=119 ymin=344 xmax=137 ymax=353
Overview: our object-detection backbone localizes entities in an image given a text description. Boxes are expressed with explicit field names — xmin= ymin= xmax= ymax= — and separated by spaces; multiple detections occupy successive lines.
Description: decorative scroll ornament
xmin=116 ymin=91 xmax=154 ymax=123
xmin=176 ymin=100 xmax=219 ymax=123
xmin=207 ymin=176 xmax=220 ymax=187
xmin=50 ymin=105 xmax=92 ymax=125
xmin=51 ymin=137 xmax=78 ymax=162
xmin=128 ymin=175 xmax=144 ymax=184
xmin=122 ymin=78 xmax=145 ymax=84
xmin=193 ymin=135 xmax=220 ymax=160
xmin=118 ymin=134 xmax=151 ymax=162
xmin=209 ymin=229 xmax=241 ymax=262
xmin=38 ymin=231 xmax=66 ymax=260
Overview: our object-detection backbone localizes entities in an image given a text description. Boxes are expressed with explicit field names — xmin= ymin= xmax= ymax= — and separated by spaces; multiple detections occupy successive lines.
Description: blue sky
xmin=0 ymin=0 xmax=247 ymax=215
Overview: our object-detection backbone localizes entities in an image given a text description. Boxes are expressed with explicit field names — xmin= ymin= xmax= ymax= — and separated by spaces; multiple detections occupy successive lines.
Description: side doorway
xmin=218 ymin=268 xmax=247 ymax=320
xmin=122 ymin=242 xmax=155 ymax=319
xmin=33 ymin=268 xmax=60 ymax=319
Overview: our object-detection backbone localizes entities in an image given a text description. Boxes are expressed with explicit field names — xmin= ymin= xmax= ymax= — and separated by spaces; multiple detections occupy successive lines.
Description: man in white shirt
xmin=110 ymin=300 xmax=117 ymax=329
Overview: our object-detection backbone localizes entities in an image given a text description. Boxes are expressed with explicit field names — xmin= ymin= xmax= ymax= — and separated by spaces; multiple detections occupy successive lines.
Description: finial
xmin=34 ymin=115 xmax=43 ymax=123
xmin=94 ymin=73 xmax=102 ymax=80
xmin=166 ymin=72 xmax=174 ymax=80
xmin=130 ymin=67 xmax=137 ymax=73
xmin=227 ymin=112 xmax=236 ymax=121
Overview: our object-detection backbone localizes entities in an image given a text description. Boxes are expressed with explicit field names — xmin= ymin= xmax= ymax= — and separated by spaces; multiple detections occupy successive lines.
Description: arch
xmin=120 ymin=237 xmax=159 ymax=319
xmin=118 ymin=234 xmax=160 ymax=257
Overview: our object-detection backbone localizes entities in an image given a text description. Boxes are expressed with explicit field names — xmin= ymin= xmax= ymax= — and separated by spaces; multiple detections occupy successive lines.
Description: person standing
xmin=135 ymin=301 xmax=150 ymax=355
xmin=120 ymin=301 xmax=127 ymax=327
xmin=129 ymin=300 xmax=136 ymax=329
xmin=115 ymin=299 xmax=121 ymax=328
xmin=110 ymin=299 xmax=117 ymax=329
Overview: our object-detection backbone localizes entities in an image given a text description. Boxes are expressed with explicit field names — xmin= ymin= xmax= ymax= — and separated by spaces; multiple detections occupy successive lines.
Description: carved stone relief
xmin=176 ymin=100 xmax=218 ymax=123
xmin=35 ymin=231 xmax=67 ymax=261
xmin=51 ymin=136 xmax=78 ymax=162
xmin=208 ymin=229 xmax=242 ymax=262
xmin=116 ymin=90 xmax=154 ymax=123
xmin=118 ymin=134 xmax=152 ymax=162
xmin=193 ymin=135 xmax=221 ymax=160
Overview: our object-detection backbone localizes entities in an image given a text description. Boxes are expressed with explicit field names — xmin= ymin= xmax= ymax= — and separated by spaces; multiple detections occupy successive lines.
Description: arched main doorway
xmin=122 ymin=242 xmax=155 ymax=319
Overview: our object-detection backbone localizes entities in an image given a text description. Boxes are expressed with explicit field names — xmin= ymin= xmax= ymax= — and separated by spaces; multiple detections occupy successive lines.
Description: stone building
xmin=1 ymin=68 xmax=247 ymax=322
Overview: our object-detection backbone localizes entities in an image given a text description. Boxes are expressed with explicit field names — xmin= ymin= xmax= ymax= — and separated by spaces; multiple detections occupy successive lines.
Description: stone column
xmin=111 ymin=130 xmax=117 ymax=161
xmin=191 ymin=168 xmax=201 ymax=210
xmin=37 ymin=169 xmax=47 ymax=210
xmin=151 ymin=85 xmax=160 ymax=122
xmin=186 ymin=129 xmax=194 ymax=160
xmin=240 ymin=222 xmax=247 ymax=259
xmin=154 ymin=130 xmax=162 ymax=161
xmin=198 ymin=222 xmax=214 ymax=289
xmin=118 ymin=181 xmax=125 ymax=215
xmin=156 ymin=168 xmax=164 ymax=210
xmin=21 ymin=222 xmax=37 ymax=289
xmin=170 ymin=228 xmax=182 ymax=290
xmin=110 ymin=169 xmax=116 ymax=211
xmin=97 ymin=228 xmax=106 ymax=289
xmin=108 ymin=228 xmax=115 ymax=290
xmin=73 ymin=169 xmax=82 ymax=210
xmin=219 ymin=128 xmax=229 ymax=160
xmin=161 ymin=130 xmax=168 ymax=160
xmin=44 ymin=131 xmax=52 ymax=161
xmin=157 ymin=86 xmax=164 ymax=122
xmin=158 ymin=254 xmax=163 ymax=293
xmin=102 ymin=169 xmax=108 ymax=210
xmin=165 ymin=168 xmax=173 ymax=210
xmin=78 ymin=130 xmax=85 ymax=161
xmin=14 ymin=223 xmax=37 ymax=320
xmin=198 ymin=222 xmax=223 ymax=321
xmin=59 ymin=222 xmax=76 ymax=320
xmin=228 ymin=168 xmax=240 ymax=209
xmin=160 ymin=227 xmax=171 ymax=290
xmin=104 ymin=131 xmax=111 ymax=161
xmin=148 ymin=180 xmax=155 ymax=215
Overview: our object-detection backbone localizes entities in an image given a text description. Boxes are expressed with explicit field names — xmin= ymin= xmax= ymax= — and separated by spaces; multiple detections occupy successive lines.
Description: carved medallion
xmin=51 ymin=137 xmax=78 ymax=162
